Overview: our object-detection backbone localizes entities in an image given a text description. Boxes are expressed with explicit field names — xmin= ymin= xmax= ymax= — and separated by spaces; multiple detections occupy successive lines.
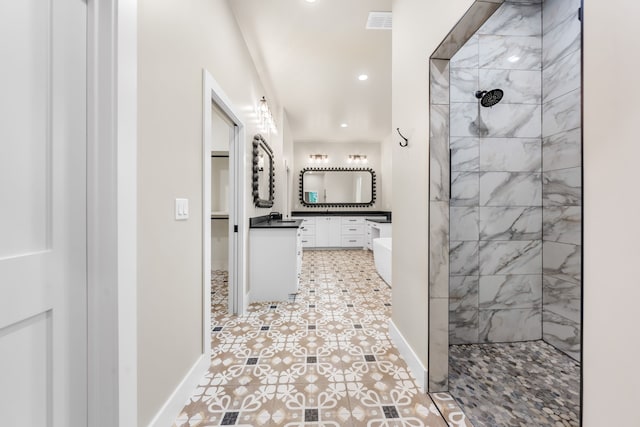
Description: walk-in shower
xmin=428 ymin=0 xmax=582 ymax=425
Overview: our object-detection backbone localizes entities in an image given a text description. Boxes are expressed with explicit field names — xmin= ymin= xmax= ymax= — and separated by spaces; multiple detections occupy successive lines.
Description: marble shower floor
xmin=449 ymin=341 xmax=580 ymax=427
xmin=173 ymin=250 xmax=449 ymax=427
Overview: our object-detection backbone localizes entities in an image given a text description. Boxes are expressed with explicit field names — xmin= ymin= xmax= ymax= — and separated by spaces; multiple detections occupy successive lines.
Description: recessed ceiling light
xmin=358 ymin=74 xmax=369 ymax=81
xmin=305 ymin=0 xmax=317 ymax=3
xmin=340 ymin=123 xmax=348 ymax=128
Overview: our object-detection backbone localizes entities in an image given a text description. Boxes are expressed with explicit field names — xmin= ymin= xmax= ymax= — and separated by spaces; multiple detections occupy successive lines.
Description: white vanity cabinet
xmin=249 ymin=226 xmax=302 ymax=301
xmin=292 ymin=215 xmax=387 ymax=249
xmin=299 ymin=217 xmax=316 ymax=248
xmin=341 ymin=217 xmax=365 ymax=247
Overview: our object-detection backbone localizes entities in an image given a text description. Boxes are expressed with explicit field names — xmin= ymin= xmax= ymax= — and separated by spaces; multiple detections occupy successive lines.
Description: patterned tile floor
xmin=173 ymin=250 xmax=448 ymax=427
xmin=449 ymin=341 xmax=580 ymax=427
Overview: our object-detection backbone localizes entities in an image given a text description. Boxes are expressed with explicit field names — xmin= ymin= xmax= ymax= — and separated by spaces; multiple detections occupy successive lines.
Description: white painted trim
xmin=87 ymin=0 xmax=138 ymax=425
xmin=147 ymin=355 xmax=209 ymax=427
xmin=202 ymin=72 xmax=213 ymax=349
xmin=389 ymin=320 xmax=428 ymax=392
xmin=115 ymin=1 xmax=138 ymax=424
xmin=235 ymin=124 xmax=248 ymax=317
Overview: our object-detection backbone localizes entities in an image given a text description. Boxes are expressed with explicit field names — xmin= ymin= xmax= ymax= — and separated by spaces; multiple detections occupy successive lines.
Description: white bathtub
xmin=373 ymin=237 xmax=392 ymax=286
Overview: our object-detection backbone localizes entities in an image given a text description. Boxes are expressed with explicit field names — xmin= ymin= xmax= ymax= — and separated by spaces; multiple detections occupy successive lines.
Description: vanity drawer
xmin=295 ymin=217 xmax=316 ymax=226
xmin=342 ymin=217 xmax=364 ymax=226
xmin=301 ymin=224 xmax=315 ymax=236
xmin=341 ymin=235 xmax=364 ymax=247
xmin=341 ymin=224 xmax=364 ymax=235
xmin=301 ymin=237 xmax=316 ymax=247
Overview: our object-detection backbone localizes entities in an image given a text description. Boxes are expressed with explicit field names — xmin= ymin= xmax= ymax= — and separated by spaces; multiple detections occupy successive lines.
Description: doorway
xmin=202 ymin=70 xmax=246 ymax=350
xmin=210 ymin=104 xmax=233 ymax=318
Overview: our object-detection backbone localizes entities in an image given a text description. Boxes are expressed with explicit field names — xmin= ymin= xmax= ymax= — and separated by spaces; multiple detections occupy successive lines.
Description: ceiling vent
xmin=366 ymin=11 xmax=392 ymax=30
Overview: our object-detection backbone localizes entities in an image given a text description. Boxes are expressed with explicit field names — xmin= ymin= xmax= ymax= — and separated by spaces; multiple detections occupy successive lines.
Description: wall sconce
xmin=347 ymin=154 xmax=367 ymax=164
xmin=258 ymin=153 xmax=265 ymax=171
xmin=258 ymin=96 xmax=277 ymax=134
xmin=308 ymin=154 xmax=329 ymax=163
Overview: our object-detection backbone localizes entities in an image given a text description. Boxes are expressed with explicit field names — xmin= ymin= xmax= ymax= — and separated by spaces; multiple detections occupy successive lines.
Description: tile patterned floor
xmin=173 ymin=250 xmax=448 ymax=427
xmin=449 ymin=341 xmax=580 ymax=427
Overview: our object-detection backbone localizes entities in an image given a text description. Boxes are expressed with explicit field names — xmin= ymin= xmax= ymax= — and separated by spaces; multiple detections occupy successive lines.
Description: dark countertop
xmin=367 ymin=218 xmax=392 ymax=224
xmin=250 ymin=215 xmax=302 ymax=229
xmin=291 ymin=210 xmax=391 ymax=220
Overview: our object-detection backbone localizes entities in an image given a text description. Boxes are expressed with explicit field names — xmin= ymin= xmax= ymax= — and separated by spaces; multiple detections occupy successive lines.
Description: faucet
xmin=268 ymin=211 xmax=281 ymax=222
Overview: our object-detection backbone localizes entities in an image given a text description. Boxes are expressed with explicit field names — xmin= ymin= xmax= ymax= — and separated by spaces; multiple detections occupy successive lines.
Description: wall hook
xmin=397 ymin=128 xmax=408 ymax=147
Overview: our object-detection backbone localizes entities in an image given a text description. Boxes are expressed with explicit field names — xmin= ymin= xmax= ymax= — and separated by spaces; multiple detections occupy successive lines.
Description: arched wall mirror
xmin=299 ymin=167 xmax=376 ymax=208
xmin=252 ymin=134 xmax=275 ymax=208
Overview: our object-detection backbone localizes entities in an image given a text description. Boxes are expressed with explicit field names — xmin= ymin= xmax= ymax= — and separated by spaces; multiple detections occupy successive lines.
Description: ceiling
xmin=230 ymin=0 xmax=392 ymax=144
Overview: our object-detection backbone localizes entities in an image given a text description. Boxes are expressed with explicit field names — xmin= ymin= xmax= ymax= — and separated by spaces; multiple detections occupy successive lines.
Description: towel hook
xmin=397 ymin=128 xmax=408 ymax=147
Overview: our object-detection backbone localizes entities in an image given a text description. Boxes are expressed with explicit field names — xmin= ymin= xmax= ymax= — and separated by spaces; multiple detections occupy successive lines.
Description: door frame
xmin=202 ymin=70 xmax=247 ymax=340
xmin=86 ymin=0 xmax=138 ymax=426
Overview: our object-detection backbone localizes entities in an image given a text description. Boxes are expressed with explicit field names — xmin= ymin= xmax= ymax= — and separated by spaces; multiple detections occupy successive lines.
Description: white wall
xmin=583 ymin=0 xmax=640 ymax=424
xmin=282 ymin=111 xmax=295 ymax=217
xmin=391 ymin=0 xmax=474 ymax=368
xmin=137 ymin=0 xmax=283 ymax=424
xmin=380 ymin=132 xmax=393 ymax=211
xmin=292 ymin=141 xmax=383 ymax=211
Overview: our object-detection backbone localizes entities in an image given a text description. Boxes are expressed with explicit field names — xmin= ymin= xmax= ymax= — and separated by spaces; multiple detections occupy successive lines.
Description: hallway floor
xmin=449 ymin=341 xmax=580 ymax=427
xmin=173 ymin=250 xmax=450 ymax=426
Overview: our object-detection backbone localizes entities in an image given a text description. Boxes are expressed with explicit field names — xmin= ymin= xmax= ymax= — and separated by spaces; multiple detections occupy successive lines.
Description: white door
xmin=0 ymin=1 xmax=87 ymax=426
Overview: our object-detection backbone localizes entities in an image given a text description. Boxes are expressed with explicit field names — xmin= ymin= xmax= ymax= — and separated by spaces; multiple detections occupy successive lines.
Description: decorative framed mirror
xmin=299 ymin=167 xmax=376 ymax=208
xmin=252 ymin=134 xmax=275 ymax=208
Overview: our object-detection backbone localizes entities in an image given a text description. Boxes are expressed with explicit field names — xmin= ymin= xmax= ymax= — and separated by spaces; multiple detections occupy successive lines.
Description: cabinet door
xmin=315 ymin=217 xmax=329 ymax=247
xmin=380 ymin=223 xmax=393 ymax=238
xmin=328 ymin=217 xmax=342 ymax=246
xmin=315 ymin=217 xmax=341 ymax=247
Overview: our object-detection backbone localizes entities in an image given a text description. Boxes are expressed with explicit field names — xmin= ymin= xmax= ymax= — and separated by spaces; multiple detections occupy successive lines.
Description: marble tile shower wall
xmin=428 ymin=57 xmax=451 ymax=391
xmin=541 ymin=0 xmax=582 ymax=362
xmin=449 ymin=2 xmax=543 ymax=345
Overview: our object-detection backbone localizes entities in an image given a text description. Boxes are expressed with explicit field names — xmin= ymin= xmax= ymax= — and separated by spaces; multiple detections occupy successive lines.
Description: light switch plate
xmin=175 ymin=198 xmax=189 ymax=220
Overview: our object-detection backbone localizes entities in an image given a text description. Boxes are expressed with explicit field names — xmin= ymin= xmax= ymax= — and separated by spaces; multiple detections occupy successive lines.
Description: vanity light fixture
xmin=309 ymin=154 xmax=329 ymax=163
xmin=258 ymin=96 xmax=278 ymax=134
xmin=348 ymin=154 xmax=367 ymax=164
xmin=258 ymin=153 xmax=265 ymax=171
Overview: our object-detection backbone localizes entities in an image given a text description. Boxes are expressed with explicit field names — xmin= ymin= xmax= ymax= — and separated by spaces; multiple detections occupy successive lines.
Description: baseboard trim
xmin=388 ymin=319 xmax=428 ymax=392
xmin=147 ymin=353 xmax=209 ymax=427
